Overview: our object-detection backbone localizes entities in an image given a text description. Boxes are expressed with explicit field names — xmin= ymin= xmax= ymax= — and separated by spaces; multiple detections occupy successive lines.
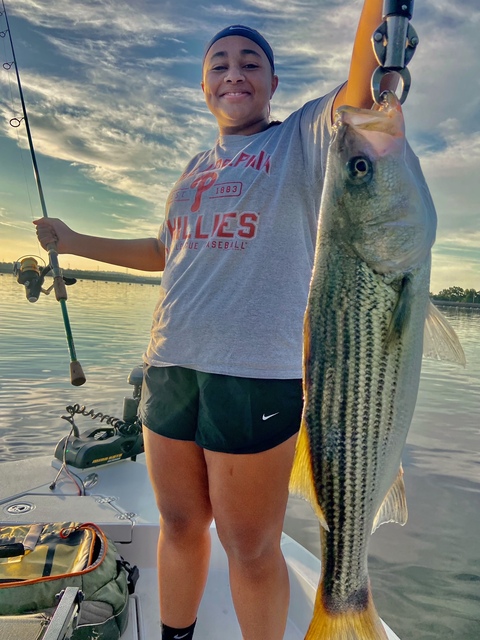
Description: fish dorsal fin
xmin=423 ymin=301 xmax=466 ymax=365
xmin=372 ymin=465 xmax=408 ymax=533
xmin=289 ymin=421 xmax=330 ymax=531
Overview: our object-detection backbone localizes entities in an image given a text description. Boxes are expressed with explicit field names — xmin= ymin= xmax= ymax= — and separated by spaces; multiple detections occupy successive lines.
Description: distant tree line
xmin=432 ymin=286 xmax=479 ymax=304
xmin=0 ymin=261 xmax=477 ymax=302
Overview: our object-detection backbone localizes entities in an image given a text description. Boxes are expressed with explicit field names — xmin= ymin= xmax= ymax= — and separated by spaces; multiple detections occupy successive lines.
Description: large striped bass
xmin=290 ymin=92 xmax=464 ymax=640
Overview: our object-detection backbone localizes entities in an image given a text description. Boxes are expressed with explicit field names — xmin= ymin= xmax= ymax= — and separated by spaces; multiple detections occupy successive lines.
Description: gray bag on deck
xmin=0 ymin=521 xmax=137 ymax=639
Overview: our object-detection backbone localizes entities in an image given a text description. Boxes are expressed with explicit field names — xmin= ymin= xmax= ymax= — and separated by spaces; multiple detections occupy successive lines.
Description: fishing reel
xmin=14 ymin=255 xmax=77 ymax=303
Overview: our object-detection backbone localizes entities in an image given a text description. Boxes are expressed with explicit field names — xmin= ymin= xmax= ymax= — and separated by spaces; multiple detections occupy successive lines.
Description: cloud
xmin=0 ymin=63 xmax=212 ymax=205
xmin=9 ymin=0 xmax=184 ymax=38
xmin=0 ymin=0 xmax=383 ymax=207
xmin=419 ymin=122 xmax=479 ymax=249
xmin=1 ymin=0 xmax=479 ymax=287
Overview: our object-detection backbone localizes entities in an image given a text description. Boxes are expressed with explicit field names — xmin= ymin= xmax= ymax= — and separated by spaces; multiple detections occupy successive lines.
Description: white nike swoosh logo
xmin=173 ymin=634 xmax=189 ymax=640
xmin=262 ymin=412 xmax=279 ymax=421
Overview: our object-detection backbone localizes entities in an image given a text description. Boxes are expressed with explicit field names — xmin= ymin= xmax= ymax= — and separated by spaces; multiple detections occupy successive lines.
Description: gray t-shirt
xmin=144 ymin=87 xmax=339 ymax=378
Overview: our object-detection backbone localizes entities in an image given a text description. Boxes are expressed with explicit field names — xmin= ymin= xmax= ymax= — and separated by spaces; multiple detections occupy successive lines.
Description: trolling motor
xmin=371 ymin=0 xmax=419 ymax=104
xmin=13 ymin=255 xmax=77 ymax=303
xmin=54 ymin=365 xmax=145 ymax=469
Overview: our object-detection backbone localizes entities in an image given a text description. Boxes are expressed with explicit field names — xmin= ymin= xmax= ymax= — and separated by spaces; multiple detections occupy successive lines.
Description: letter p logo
xmin=191 ymin=172 xmax=218 ymax=213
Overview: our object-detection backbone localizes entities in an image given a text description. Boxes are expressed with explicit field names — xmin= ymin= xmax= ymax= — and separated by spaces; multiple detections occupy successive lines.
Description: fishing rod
xmin=371 ymin=0 xmax=419 ymax=105
xmin=1 ymin=0 xmax=86 ymax=386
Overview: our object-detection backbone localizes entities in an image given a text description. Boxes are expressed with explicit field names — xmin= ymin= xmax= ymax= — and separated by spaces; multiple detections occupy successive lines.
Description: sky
xmin=0 ymin=0 xmax=478 ymax=294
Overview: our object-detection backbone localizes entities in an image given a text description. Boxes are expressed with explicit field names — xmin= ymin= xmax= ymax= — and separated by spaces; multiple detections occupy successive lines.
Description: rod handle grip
xmin=46 ymin=242 xmax=68 ymax=301
xmin=70 ymin=360 xmax=86 ymax=386
xmin=53 ymin=275 xmax=68 ymax=301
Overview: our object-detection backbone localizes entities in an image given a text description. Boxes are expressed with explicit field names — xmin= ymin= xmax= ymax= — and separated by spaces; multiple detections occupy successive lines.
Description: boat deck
xmin=0 ymin=455 xmax=400 ymax=639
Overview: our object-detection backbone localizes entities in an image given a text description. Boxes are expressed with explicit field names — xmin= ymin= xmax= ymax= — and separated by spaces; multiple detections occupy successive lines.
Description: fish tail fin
xmin=305 ymin=588 xmax=389 ymax=640
xmin=289 ymin=420 xmax=329 ymax=530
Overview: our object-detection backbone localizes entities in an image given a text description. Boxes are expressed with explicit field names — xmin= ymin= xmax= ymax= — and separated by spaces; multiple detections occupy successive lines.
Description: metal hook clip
xmin=371 ymin=66 xmax=411 ymax=105
xmin=371 ymin=0 xmax=419 ymax=105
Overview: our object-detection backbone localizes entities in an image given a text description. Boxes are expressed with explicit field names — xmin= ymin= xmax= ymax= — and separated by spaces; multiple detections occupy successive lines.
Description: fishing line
xmin=0 ymin=0 xmax=86 ymax=386
xmin=1 ymin=15 xmax=42 ymax=261
xmin=2 ymin=66 xmax=38 ymax=237
xmin=10 ymin=118 xmax=45 ymax=258
xmin=1 ymin=20 xmax=36 ymax=231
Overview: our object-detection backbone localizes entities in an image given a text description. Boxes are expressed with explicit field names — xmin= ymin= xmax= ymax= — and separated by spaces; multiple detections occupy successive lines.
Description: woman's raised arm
xmin=333 ymin=0 xmax=397 ymax=112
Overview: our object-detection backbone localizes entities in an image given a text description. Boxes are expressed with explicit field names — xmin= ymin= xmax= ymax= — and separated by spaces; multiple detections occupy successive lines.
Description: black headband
xmin=203 ymin=25 xmax=275 ymax=72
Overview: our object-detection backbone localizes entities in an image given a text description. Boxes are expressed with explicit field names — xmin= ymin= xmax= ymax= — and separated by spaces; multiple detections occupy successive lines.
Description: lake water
xmin=0 ymin=274 xmax=479 ymax=639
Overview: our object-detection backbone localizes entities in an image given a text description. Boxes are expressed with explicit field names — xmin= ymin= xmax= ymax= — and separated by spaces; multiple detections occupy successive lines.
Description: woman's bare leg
xmin=143 ymin=428 xmax=213 ymax=628
xmin=205 ymin=433 xmax=297 ymax=640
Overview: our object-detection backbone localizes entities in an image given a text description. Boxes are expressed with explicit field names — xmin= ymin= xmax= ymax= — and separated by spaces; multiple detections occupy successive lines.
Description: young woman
xmin=35 ymin=3 xmax=394 ymax=638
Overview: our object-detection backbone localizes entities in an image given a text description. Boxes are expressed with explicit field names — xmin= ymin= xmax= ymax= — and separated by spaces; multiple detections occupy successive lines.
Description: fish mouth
xmin=333 ymin=91 xmax=405 ymax=150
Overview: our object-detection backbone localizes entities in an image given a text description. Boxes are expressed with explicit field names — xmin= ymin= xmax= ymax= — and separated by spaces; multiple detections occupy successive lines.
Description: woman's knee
xmin=216 ymin=522 xmax=281 ymax=566
xmin=160 ymin=505 xmax=213 ymax=542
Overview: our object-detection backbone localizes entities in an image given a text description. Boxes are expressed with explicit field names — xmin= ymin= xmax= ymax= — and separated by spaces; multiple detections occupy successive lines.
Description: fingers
xmin=33 ymin=218 xmax=59 ymax=250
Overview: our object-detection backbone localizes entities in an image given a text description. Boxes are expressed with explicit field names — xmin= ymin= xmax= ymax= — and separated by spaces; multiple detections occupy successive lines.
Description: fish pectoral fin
xmin=372 ymin=465 xmax=408 ymax=533
xmin=289 ymin=421 xmax=330 ymax=531
xmin=386 ymin=275 xmax=412 ymax=349
xmin=423 ymin=301 xmax=466 ymax=366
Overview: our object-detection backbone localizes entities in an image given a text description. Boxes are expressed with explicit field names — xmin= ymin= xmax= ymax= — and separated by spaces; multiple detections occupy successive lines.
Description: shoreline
xmin=433 ymin=300 xmax=480 ymax=310
xmin=1 ymin=263 xmax=478 ymax=304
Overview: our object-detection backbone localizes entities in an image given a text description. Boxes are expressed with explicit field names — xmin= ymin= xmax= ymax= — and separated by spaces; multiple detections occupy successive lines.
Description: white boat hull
xmin=0 ymin=455 xmax=401 ymax=639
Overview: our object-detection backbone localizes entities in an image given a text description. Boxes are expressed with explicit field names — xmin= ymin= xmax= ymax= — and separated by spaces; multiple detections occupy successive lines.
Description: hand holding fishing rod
xmin=1 ymin=0 xmax=86 ymax=386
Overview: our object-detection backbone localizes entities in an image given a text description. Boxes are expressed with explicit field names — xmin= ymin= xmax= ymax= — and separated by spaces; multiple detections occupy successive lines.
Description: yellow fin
xmin=372 ymin=465 xmax=408 ymax=533
xmin=289 ymin=421 xmax=329 ymax=531
xmin=423 ymin=301 xmax=466 ymax=365
xmin=305 ymin=586 xmax=389 ymax=640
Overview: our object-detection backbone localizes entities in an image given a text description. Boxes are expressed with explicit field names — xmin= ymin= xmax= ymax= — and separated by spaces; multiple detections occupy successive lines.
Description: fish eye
xmin=346 ymin=156 xmax=372 ymax=182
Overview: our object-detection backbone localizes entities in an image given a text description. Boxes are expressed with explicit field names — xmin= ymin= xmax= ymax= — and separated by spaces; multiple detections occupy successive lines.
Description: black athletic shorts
xmin=139 ymin=365 xmax=303 ymax=454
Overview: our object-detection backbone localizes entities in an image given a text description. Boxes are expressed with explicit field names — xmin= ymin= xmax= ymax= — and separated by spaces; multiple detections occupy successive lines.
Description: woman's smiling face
xmin=202 ymin=35 xmax=278 ymax=136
